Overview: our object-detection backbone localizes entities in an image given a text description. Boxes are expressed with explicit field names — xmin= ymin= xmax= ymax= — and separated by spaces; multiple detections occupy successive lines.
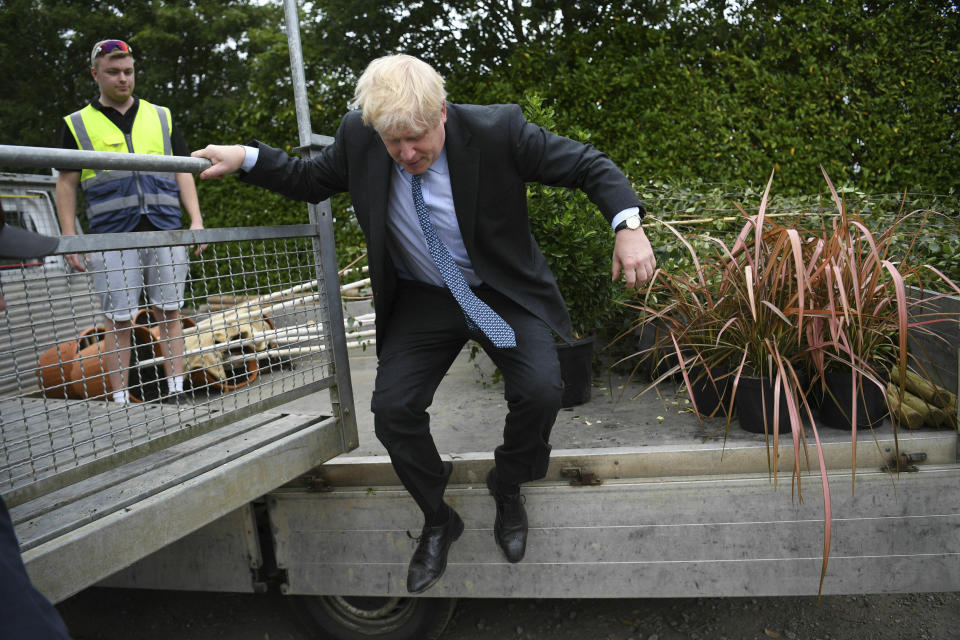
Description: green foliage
xmin=451 ymin=0 xmax=959 ymax=196
xmin=2 ymin=0 xmax=957 ymax=293
xmin=195 ymin=178 xmax=366 ymax=271
xmin=5 ymin=1 xmax=956 ymax=196
xmin=0 ymin=0 xmax=280 ymax=149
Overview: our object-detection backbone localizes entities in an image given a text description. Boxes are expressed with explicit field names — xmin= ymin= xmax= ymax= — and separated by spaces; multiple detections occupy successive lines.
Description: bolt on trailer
xmin=4 ymin=1 xmax=960 ymax=639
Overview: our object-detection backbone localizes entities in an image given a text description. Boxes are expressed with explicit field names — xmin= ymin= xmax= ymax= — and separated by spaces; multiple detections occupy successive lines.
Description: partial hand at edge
xmin=189 ymin=220 xmax=208 ymax=256
xmin=611 ymin=226 xmax=656 ymax=290
xmin=191 ymin=145 xmax=246 ymax=179
xmin=65 ymin=253 xmax=86 ymax=272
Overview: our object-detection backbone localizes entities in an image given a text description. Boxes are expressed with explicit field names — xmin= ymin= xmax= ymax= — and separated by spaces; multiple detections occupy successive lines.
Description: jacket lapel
xmin=444 ymin=105 xmax=480 ymax=251
xmin=363 ymin=142 xmax=394 ymax=291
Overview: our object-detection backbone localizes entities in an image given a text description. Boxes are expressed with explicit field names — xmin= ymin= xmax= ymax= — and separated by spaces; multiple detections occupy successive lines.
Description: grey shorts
xmin=87 ymin=246 xmax=189 ymax=322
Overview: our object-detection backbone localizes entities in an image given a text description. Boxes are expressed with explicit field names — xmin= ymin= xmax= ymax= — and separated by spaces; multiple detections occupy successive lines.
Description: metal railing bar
xmin=0 ymin=145 xmax=212 ymax=174
xmin=54 ymin=225 xmax=320 ymax=253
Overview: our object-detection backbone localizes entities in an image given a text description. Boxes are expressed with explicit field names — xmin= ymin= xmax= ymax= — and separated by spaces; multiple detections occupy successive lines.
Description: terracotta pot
xmin=134 ymin=306 xmax=264 ymax=394
xmin=36 ymin=330 xmax=86 ymax=399
xmin=131 ymin=307 xmax=198 ymax=357
xmin=71 ymin=326 xmax=157 ymax=401
xmin=190 ymin=357 xmax=259 ymax=393
xmin=36 ymin=325 xmax=156 ymax=401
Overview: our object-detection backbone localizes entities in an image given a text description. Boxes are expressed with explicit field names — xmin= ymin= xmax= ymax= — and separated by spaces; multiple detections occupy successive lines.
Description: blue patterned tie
xmin=410 ymin=173 xmax=516 ymax=348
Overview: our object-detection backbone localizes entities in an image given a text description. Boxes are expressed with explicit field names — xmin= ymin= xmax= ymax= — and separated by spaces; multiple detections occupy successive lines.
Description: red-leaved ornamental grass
xmin=618 ymin=168 xmax=960 ymax=596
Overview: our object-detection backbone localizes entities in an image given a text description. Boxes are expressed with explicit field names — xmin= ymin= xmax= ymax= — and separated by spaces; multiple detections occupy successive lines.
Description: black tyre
xmin=291 ymin=595 xmax=457 ymax=640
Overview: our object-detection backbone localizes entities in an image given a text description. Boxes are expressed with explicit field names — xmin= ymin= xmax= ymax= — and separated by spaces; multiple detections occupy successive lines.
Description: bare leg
xmin=156 ymin=309 xmax=186 ymax=387
xmin=103 ymin=318 xmax=133 ymax=400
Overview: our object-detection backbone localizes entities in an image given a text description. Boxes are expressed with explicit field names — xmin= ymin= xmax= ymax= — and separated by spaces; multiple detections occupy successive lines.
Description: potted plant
xmin=625 ymin=173 xmax=815 ymax=438
xmin=619 ymin=173 xmax=838 ymax=597
xmin=804 ymin=170 xmax=960 ymax=433
xmin=620 ymin=170 xmax=960 ymax=597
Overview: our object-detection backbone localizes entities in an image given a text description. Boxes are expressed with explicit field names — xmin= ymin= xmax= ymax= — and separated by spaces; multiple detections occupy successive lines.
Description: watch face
xmin=626 ymin=216 xmax=640 ymax=229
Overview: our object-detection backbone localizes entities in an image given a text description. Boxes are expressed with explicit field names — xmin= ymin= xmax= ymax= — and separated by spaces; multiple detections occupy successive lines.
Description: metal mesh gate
xmin=0 ymin=220 xmax=358 ymax=499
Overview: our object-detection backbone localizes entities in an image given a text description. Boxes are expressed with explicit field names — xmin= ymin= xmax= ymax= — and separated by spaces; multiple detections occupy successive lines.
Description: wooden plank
xmin=270 ymin=465 xmax=960 ymax=598
xmin=20 ymin=413 xmax=344 ymax=603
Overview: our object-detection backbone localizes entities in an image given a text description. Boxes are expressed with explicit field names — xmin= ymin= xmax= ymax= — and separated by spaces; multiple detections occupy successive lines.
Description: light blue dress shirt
xmin=385 ymin=150 xmax=481 ymax=286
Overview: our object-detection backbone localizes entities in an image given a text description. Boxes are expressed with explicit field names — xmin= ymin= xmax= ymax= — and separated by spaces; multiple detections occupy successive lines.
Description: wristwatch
xmin=614 ymin=214 xmax=641 ymax=233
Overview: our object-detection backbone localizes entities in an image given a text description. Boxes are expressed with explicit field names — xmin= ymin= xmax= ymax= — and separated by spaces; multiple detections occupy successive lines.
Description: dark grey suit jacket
xmin=241 ymin=103 xmax=643 ymax=352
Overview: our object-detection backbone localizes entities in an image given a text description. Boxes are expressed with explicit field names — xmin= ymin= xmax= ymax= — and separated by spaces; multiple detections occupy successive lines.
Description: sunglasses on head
xmin=94 ymin=40 xmax=132 ymax=57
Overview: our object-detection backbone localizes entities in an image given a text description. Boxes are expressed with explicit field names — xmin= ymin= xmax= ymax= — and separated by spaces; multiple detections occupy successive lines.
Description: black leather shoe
xmin=486 ymin=468 xmax=527 ymax=563
xmin=406 ymin=508 xmax=464 ymax=594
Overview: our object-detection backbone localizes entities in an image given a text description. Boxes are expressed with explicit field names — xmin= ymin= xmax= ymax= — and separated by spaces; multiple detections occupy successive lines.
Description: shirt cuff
xmin=240 ymin=145 xmax=259 ymax=172
xmin=611 ymin=207 xmax=641 ymax=231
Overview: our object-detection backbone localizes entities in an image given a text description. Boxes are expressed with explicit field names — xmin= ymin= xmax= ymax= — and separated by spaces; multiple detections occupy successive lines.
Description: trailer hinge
xmin=300 ymin=474 xmax=333 ymax=492
xmin=883 ymin=451 xmax=927 ymax=473
xmin=560 ymin=466 xmax=602 ymax=486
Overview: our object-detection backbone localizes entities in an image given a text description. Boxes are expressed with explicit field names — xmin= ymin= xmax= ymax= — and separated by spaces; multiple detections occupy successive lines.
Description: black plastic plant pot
xmin=818 ymin=370 xmax=889 ymax=430
xmin=689 ymin=365 xmax=733 ymax=418
xmin=556 ymin=335 xmax=596 ymax=408
xmin=735 ymin=375 xmax=794 ymax=434
xmin=636 ymin=321 xmax=677 ymax=382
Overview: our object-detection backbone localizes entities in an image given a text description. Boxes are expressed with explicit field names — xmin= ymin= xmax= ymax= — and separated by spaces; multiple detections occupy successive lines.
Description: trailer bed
xmin=105 ymin=347 xmax=960 ymax=599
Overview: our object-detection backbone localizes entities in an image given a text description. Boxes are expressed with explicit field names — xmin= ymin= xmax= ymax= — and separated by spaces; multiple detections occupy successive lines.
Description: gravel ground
xmin=57 ymin=587 xmax=960 ymax=640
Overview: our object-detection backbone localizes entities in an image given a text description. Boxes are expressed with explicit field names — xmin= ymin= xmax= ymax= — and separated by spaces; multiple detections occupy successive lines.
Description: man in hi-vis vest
xmin=56 ymin=39 xmax=204 ymax=404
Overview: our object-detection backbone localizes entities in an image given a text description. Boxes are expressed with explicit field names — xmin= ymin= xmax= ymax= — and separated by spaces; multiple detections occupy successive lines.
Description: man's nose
xmin=400 ymin=143 xmax=417 ymax=161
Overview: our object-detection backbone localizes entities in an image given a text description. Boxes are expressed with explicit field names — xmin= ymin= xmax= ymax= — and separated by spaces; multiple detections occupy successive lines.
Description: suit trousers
xmin=372 ymin=279 xmax=563 ymax=519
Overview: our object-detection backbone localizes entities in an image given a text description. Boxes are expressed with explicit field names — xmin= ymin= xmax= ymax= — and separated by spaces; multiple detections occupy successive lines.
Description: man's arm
xmin=507 ymin=106 xmax=657 ymax=286
xmin=54 ymin=170 xmax=86 ymax=272
xmin=175 ymin=172 xmax=205 ymax=254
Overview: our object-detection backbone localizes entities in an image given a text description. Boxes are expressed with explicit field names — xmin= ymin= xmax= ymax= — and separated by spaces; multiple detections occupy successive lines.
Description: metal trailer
xmin=4 ymin=174 xmax=959 ymax=640
xmin=2 ymin=2 xmax=960 ymax=639
xmin=92 ymin=356 xmax=960 ymax=640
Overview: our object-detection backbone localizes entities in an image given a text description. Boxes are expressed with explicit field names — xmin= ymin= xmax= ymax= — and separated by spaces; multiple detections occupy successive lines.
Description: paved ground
xmin=57 ymin=587 xmax=960 ymax=640
xmin=55 ymin=346 xmax=960 ymax=639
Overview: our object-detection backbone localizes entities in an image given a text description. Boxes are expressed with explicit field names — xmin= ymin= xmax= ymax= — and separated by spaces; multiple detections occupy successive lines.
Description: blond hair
xmin=349 ymin=55 xmax=446 ymax=136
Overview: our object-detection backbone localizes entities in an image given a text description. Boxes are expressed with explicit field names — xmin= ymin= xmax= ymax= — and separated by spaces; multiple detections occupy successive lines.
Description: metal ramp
xmin=0 ymin=176 xmax=357 ymax=603
xmin=0 ymin=0 xmax=358 ymax=603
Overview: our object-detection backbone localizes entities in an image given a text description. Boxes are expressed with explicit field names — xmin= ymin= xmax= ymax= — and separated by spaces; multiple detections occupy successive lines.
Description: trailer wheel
xmin=291 ymin=595 xmax=456 ymax=640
